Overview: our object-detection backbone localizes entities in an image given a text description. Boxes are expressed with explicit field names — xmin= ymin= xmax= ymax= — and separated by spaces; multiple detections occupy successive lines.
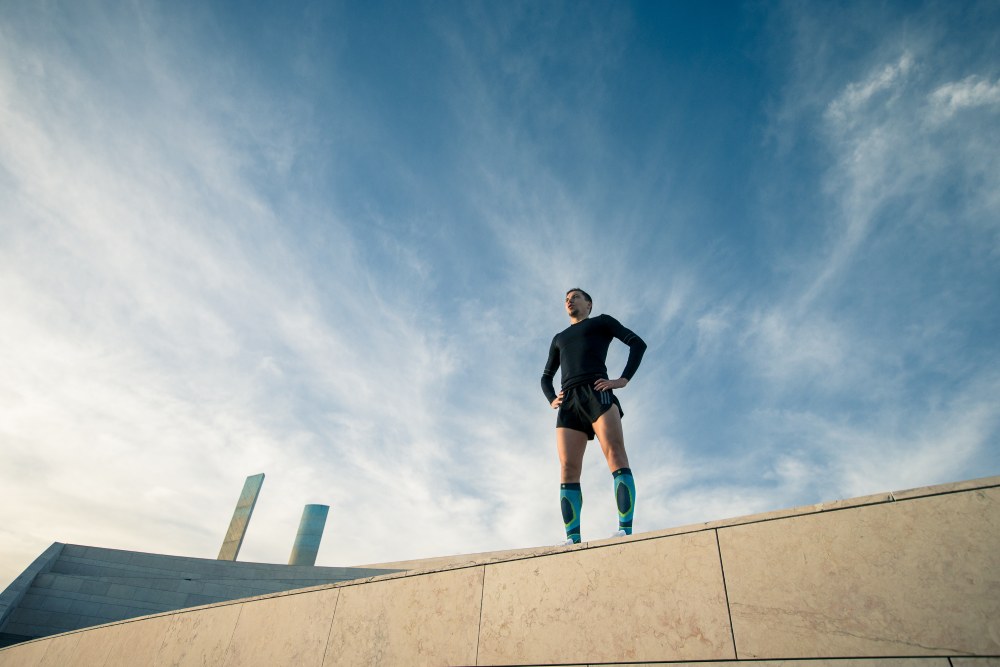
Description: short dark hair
xmin=566 ymin=288 xmax=592 ymax=304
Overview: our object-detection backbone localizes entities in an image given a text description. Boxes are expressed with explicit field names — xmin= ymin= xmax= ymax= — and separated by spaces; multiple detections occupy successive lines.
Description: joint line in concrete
xmin=715 ymin=528 xmax=738 ymax=659
xmin=219 ymin=600 xmax=245 ymax=665
xmin=475 ymin=565 xmax=487 ymax=666
xmin=319 ymin=587 xmax=342 ymax=667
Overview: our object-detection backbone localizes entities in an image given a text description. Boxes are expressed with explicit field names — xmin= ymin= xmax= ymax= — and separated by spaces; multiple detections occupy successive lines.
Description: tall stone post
xmin=288 ymin=504 xmax=329 ymax=566
xmin=217 ymin=473 xmax=265 ymax=561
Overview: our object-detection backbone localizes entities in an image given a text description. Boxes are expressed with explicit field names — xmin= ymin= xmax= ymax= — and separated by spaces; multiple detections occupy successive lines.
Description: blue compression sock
xmin=612 ymin=468 xmax=635 ymax=535
xmin=560 ymin=483 xmax=582 ymax=543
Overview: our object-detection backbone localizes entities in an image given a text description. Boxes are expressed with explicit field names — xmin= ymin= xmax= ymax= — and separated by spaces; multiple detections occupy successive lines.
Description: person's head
xmin=565 ymin=288 xmax=592 ymax=319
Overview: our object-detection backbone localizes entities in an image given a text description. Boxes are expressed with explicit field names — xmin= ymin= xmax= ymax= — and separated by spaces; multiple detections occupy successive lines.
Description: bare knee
xmin=560 ymin=462 xmax=583 ymax=483
xmin=557 ymin=428 xmax=587 ymax=483
xmin=601 ymin=439 xmax=630 ymax=470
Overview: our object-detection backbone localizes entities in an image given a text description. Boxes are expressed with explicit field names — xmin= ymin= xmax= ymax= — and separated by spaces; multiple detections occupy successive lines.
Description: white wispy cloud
xmin=928 ymin=75 xmax=1000 ymax=121
xmin=825 ymin=53 xmax=915 ymax=128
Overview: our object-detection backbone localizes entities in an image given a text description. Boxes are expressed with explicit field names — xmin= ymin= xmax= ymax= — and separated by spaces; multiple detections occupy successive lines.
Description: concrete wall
xmin=0 ymin=544 xmax=399 ymax=645
xmin=1 ymin=475 xmax=997 ymax=666
xmin=0 ymin=543 xmax=64 ymax=647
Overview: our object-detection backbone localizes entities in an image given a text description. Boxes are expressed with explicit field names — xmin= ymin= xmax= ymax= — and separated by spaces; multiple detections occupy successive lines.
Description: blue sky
xmin=1 ymin=0 xmax=998 ymax=588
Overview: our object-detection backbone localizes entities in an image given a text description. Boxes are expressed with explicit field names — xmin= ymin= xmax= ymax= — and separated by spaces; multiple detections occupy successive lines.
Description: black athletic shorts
xmin=556 ymin=383 xmax=623 ymax=440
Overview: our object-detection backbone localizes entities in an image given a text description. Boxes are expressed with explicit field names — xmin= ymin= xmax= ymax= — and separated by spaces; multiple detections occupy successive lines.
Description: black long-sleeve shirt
xmin=540 ymin=314 xmax=647 ymax=404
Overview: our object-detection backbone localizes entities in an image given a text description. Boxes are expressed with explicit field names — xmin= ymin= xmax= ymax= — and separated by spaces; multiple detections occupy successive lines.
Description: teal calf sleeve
xmin=612 ymin=468 xmax=635 ymax=534
xmin=560 ymin=483 xmax=582 ymax=543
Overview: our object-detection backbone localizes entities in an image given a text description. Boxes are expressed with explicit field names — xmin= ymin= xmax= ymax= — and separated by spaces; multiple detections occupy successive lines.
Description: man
xmin=541 ymin=288 xmax=647 ymax=544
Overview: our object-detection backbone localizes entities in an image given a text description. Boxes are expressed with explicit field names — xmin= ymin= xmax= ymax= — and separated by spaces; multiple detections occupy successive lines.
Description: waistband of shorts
xmin=562 ymin=376 xmax=608 ymax=392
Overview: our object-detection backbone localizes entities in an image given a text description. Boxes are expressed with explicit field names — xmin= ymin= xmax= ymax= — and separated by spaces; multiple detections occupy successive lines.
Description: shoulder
xmin=594 ymin=314 xmax=622 ymax=327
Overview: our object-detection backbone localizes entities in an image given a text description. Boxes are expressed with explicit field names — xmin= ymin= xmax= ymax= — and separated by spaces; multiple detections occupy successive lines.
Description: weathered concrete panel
xmin=952 ymin=660 xmax=1000 ymax=667
xmin=154 ymin=603 xmax=243 ymax=667
xmin=643 ymin=661 xmax=952 ymax=667
xmin=477 ymin=531 xmax=734 ymax=665
xmin=719 ymin=487 xmax=1000 ymax=657
xmin=63 ymin=624 xmax=119 ymax=666
xmin=0 ymin=637 xmax=49 ymax=667
xmin=0 ymin=543 xmax=398 ymax=643
xmin=222 ymin=588 xmax=338 ymax=667
xmin=34 ymin=632 xmax=82 ymax=666
xmin=104 ymin=615 xmax=173 ymax=667
xmin=890 ymin=475 xmax=1000 ymax=501
xmin=324 ymin=566 xmax=483 ymax=666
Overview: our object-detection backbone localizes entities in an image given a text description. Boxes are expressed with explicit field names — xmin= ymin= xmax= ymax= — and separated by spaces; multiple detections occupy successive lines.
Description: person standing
xmin=541 ymin=288 xmax=647 ymax=544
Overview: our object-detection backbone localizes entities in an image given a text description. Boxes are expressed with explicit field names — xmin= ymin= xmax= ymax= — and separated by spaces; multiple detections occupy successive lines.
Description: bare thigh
xmin=556 ymin=428 xmax=588 ymax=483
xmin=594 ymin=405 xmax=630 ymax=472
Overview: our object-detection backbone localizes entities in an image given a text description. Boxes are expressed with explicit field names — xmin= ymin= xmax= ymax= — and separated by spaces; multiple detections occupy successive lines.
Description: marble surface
xmin=324 ymin=566 xmax=483 ymax=666
xmin=0 ymin=637 xmax=49 ymax=667
xmin=635 ymin=475 xmax=1000 ymax=547
xmin=154 ymin=602 xmax=243 ymax=666
xmin=71 ymin=624 xmax=124 ymax=665
xmin=719 ymin=486 xmax=1000 ymax=657
xmin=495 ymin=663 xmax=956 ymax=667
xmin=221 ymin=588 xmax=339 ymax=667
xmin=623 ymin=661 xmax=953 ymax=667
xmin=104 ymin=615 xmax=173 ymax=667
xmin=890 ymin=475 xmax=1000 ymax=501
xmin=952 ymin=660 xmax=1000 ymax=667
xmin=31 ymin=632 xmax=81 ymax=667
xmin=477 ymin=530 xmax=735 ymax=665
xmin=356 ymin=543 xmax=582 ymax=573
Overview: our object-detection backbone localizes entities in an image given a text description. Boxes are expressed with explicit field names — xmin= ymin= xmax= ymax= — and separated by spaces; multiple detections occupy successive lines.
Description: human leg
xmin=557 ymin=428 xmax=588 ymax=543
xmin=593 ymin=405 xmax=629 ymax=472
xmin=556 ymin=427 xmax=588 ymax=483
xmin=594 ymin=406 xmax=635 ymax=535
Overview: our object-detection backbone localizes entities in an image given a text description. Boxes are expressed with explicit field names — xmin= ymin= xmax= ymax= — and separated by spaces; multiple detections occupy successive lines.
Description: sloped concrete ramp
xmin=1 ymin=475 xmax=998 ymax=666
xmin=0 ymin=544 xmax=401 ymax=646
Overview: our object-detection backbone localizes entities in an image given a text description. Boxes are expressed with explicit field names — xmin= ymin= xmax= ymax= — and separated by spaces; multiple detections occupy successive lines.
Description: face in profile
xmin=565 ymin=290 xmax=591 ymax=319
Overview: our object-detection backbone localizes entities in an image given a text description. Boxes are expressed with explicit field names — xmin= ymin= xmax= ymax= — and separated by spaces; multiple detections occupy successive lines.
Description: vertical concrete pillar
xmin=217 ymin=473 xmax=265 ymax=561
xmin=288 ymin=504 xmax=329 ymax=566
